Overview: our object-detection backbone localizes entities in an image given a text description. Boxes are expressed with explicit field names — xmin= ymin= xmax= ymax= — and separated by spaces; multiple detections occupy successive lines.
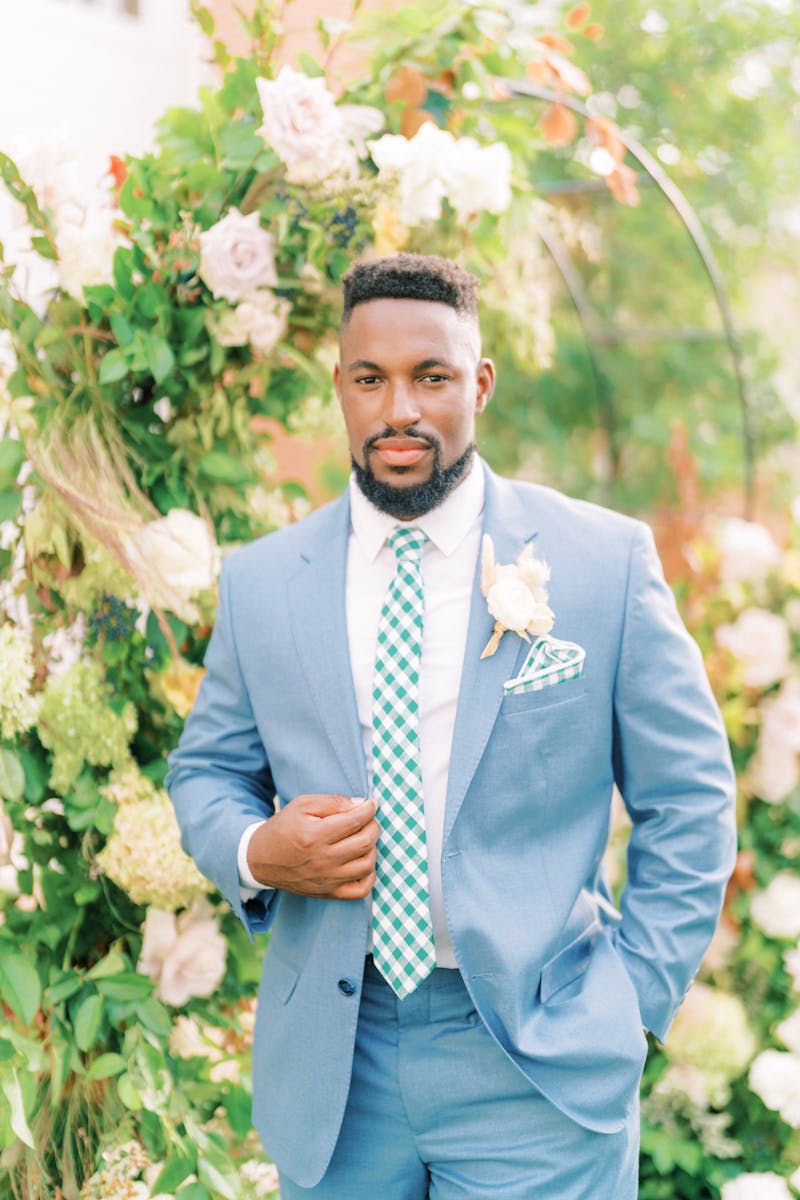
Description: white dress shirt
xmin=238 ymin=461 xmax=485 ymax=968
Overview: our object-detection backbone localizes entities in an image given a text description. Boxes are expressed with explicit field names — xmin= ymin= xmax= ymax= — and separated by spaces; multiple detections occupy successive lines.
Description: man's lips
xmin=371 ymin=439 xmax=432 ymax=467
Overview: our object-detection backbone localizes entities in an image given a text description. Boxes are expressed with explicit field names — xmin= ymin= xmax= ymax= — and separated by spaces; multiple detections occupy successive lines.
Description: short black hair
xmin=341 ymin=253 xmax=479 ymax=324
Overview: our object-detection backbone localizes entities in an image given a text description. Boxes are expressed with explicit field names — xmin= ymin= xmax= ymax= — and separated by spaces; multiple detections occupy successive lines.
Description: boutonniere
xmin=479 ymin=533 xmax=555 ymax=658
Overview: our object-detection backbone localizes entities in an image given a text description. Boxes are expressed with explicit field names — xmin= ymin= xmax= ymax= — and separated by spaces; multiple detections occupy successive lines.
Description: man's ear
xmin=333 ymin=360 xmax=342 ymax=404
xmin=475 ymin=358 xmax=496 ymax=415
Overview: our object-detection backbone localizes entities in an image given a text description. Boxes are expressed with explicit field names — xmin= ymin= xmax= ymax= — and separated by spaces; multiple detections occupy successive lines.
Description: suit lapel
xmin=444 ymin=465 xmax=540 ymax=841
xmin=286 ymin=491 xmax=369 ymax=798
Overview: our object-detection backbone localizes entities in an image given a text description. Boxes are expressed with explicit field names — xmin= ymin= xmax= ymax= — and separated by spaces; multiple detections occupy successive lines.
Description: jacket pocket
xmin=500 ymin=682 xmax=587 ymax=718
xmin=539 ymin=919 xmax=601 ymax=1002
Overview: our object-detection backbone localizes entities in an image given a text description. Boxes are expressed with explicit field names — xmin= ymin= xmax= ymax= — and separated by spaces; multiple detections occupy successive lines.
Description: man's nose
xmin=382 ymin=381 xmax=421 ymax=428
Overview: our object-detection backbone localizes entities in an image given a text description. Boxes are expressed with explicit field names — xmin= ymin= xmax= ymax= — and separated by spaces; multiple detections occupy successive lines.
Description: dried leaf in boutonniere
xmin=479 ymin=534 xmax=555 ymax=658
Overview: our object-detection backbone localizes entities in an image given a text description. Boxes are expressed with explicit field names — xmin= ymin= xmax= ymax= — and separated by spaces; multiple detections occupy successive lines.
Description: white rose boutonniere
xmin=480 ymin=534 xmax=555 ymax=658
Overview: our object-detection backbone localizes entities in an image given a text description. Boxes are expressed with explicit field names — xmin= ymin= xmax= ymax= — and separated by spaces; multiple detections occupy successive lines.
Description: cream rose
xmin=368 ymin=123 xmax=453 ymax=225
xmin=487 ymin=575 xmax=536 ymax=632
xmin=785 ymin=944 xmax=800 ymax=990
xmin=718 ymin=518 xmax=781 ymax=585
xmin=199 ymin=208 xmax=278 ymax=302
xmin=138 ymin=898 xmax=226 ymax=1007
xmin=57 ymin=203 xmax=122 ymax=301
xmin=236 ymin=293 xmax=291 ymax=353
xmin=256 ymin=66 xmax=339 ymax=173
xmin=721 ymin=1173 xmax=794 ymax=1200
xmin=746 ymin=748 xmax=798 ymax=805
xmin=715 ymin=608 xmax=791 ymax=689
xmin=447 ymin=137 xmax=513 ymax=222
xmin=134 ymin=509 xmax=220 ymax=598
xmin=748 ymin=1049 xmax=800 ymax=1128
xmin=776 ymin=1009 xmax=800 ymax=1055
xmin=751 ymin=872 xmax=800 ymax=939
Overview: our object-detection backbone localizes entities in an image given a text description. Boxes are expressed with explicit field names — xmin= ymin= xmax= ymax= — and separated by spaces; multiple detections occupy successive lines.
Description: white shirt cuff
xmin=238 ymin=820 xmax=268 ymax=898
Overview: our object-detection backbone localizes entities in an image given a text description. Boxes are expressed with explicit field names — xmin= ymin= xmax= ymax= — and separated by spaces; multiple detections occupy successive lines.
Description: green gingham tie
xmin=371 ymin=526 xmax=436 ymax=998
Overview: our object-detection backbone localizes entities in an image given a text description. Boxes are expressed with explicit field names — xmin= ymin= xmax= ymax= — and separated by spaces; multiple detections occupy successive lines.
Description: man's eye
xmin=355 ymin=375 xmax=381 ymax=385
xmin=421 ymin=374 xmax=448 ymax=383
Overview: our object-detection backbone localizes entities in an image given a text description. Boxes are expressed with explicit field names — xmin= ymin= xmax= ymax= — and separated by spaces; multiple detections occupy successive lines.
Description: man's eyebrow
xmin=347 ymin=357 xmax=457 ymax=373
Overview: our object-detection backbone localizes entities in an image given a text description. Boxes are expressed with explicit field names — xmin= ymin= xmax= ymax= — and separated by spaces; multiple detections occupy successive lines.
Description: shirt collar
xmin=349 ymin=457 xmax=485 ymax=563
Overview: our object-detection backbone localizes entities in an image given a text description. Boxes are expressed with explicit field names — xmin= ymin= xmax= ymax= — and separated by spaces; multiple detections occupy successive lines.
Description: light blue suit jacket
xmin=166 ymin=462 xmax=737 ymax=1188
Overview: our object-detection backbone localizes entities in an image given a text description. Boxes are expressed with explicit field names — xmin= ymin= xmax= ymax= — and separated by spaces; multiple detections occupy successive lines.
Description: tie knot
xmin=388 ymin=526 xmax=427 ymax=564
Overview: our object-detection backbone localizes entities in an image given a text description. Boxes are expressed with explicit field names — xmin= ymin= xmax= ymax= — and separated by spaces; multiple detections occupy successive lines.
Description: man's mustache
xmin=363 ymin=430 xmax=440 ymax=453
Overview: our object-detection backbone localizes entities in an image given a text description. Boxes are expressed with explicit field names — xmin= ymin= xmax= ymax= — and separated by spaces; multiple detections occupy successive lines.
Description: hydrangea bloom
xmin=0 ymin=624 xmax=39 ymax=738
xmin=97 ymin=791 xmax=211 ymax=910
xmin=37 ymin=660 xmax=136 ymax=793
xmin=664 ymin=982 xmax=757 ymax=1104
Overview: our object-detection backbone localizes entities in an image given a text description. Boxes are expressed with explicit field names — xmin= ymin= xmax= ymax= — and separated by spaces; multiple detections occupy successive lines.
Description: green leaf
xmin=0 ymin=438 xmax=24 ymax=483
xmin=197 ymin=451 xmax=255 ymax=484
xmin=151 ymin=1148 xmax=198 ymax=1193
xmin=297 ymin=51 xmax=325 ymax=77
xmin=1 ymin=1070 xmax=34 ymax=1149
xmin=110 ymin=313 xmax=135 ymax=347
xmin=193 ymin=5 xmax=215 ymax=37
xmin=86 ymin=1052 xmax=127 ymax=1080
xmin=176 ymin=1184 xmax=210 ymax=1200
xmin=197 ymin=1148 xmax=239 ymax=1200
xmin=95 ymin=974 xmax=153 ymax=1002
xmin=72 ymin=992 xmax=104 ymax=1052
xmin=87 ymin=950 xmax=127 ymax=980
xmin=0 ymin=954 xmax=41 ymax=1025
xmin=0 ymin=750 xmax=25 ymax=801
xmin=19 ymin=746 xmax=49 ymax=804
xmin=146 ymin=336 xmax=175 ymax=384
xmin=29 ymin=235 xmax=57 ymax=261
xmin=99 ymin=347 xmax=129 ymax=384
xmin=116 ymin=1071 xmax=142 ymax=1110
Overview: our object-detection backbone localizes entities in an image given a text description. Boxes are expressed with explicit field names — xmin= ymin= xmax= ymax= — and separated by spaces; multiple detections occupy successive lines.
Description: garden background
xmin=1 ymin=1 xmax=800 ymax=1197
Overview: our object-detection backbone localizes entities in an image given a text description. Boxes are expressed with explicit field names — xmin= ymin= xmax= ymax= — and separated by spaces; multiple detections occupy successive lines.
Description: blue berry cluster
xmin=88 ymin=594 xmax=138 ymax=643
xmin=330 ymin=207 xmax=358 ymax=247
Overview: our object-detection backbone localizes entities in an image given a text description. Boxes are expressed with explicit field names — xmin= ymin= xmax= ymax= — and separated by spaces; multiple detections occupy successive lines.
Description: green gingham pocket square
xmin=503 ymin=634 xmax=586 ymax=695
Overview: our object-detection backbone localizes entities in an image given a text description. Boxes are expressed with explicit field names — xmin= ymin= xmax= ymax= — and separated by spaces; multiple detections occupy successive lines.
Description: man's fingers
xmin=322 ymin=798 xmax=379 ymax=843
xmin=299 ymin=792 xmax=363 ymax=818
xmin=332 ymin=871 xmax=376 ymax=900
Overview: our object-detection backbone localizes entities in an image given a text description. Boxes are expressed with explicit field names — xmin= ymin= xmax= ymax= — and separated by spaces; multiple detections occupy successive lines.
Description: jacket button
xmin=337 ymin=978 xmax=356 ymax=996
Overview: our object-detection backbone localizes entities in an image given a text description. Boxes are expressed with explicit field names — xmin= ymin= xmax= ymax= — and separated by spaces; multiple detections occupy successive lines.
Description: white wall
xmin=0 ymin=0 xmax=213 ymax=191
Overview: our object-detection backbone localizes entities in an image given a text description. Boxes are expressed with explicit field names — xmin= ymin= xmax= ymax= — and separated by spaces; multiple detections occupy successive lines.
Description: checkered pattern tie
xmin=371 ymin=526 xmax=436 ymax=998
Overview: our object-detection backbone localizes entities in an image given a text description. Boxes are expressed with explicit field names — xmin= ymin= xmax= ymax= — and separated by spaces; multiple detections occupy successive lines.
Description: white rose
xmin=199 ymin=208 xmax=278 ymax=302
xmin=158 ymin=915 xmax=227 ymax=1006
xmin=751 ymin=873 xmax=800 ymax=939
xmin=715 ymin=608 xmax=791 ymax=688
xmin=369 ymin=124 xmax=455 ymax=225
xmin=749 ymin=1049 xmax=800 ymax=1128
xmin=134 ymin=509 xmax=220 ymax=597
xmin=138 ymin=908 xmax=178 ymax=979
xmin=760 ymin=678 xmax=800 ymax=753
xmin=56 ymin=204 xmax=121 ymax=301
xmin=746 ymin=748 xmax=799 ymax=804
xmin=446 ymin=137 xmax=512 ymax=222
xmin=236 ymin=293 xmax=290 ymax=353
xmin=791 ymin=496 xmax=800 ymax=526
xmin=256 ymin=66 xmax=339 ymax=175
xmin=487 ymin=574 xmax=536 ymax=632
xmin=722 ymin=1173 xmax=794 ymax=1200
xmin=718 ymin=518 xmax=781 ymax=585
xmin=776 ymin=1009 xmax=800 ymax=1056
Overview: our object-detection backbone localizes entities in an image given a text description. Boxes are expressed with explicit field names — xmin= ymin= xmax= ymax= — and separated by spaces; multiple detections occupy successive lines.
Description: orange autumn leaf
xmin=431 ymin=69 xmax=457 ymax=97
xmin=489 ymin=77 xmax=513 ymax=101
xmin=401 ymin=108 xmax=434 ymax=139
xmin=586 ymin=114 xmax=626 ymax=163
xmin=536 ymin=32 xmax=574 ymax=55
xmin=385 ymin=65 xmax=428 ymax=108
xmin=540 ymin=102 xmax=579 ymax=147
xmin=605 ymin=163 xmax=640 ymax=206
xmin=566 ymin=3 xmax=590 ymax=28
xmin=584 ymin=22 xmax=604 ymax=39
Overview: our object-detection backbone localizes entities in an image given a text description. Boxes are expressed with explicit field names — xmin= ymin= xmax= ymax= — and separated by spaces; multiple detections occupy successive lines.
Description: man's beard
xmin=351 ymin=436 xmax=476 ymax=519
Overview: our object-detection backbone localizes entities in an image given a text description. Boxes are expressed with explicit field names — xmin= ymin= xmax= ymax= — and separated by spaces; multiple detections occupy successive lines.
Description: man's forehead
xmin=339 ymin=297 xmax=481 ymax=356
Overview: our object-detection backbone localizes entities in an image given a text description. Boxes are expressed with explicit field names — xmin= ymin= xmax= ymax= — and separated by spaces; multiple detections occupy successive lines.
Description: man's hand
xmin=247 ymin=794 xmax=380 ymax=900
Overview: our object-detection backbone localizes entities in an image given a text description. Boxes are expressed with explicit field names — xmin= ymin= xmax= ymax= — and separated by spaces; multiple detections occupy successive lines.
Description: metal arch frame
xmin=499 ymin=79 xmax=756 ymax=516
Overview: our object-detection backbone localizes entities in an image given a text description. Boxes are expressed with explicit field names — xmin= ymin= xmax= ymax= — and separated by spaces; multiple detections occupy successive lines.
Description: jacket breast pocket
xmin=500 ymin=682 xmax=587 ymax=718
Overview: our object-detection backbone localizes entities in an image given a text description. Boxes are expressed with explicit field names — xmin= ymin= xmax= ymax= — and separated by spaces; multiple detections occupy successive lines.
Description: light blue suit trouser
xmin=278 ymin=958 xmax=640 ymax=1199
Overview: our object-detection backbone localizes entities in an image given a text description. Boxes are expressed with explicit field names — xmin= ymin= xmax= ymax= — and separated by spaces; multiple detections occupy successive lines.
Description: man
xmin=167 ymin=253 xmax=737 ymax=1198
